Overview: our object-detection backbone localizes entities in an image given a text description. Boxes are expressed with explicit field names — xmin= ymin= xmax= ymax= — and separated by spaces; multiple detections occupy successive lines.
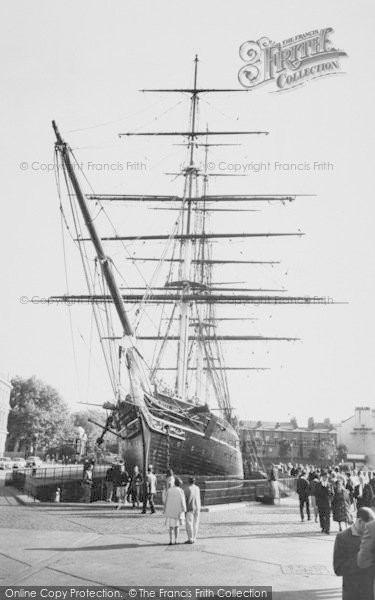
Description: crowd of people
xmin=288 ymin=464 xmax=375 ymax=533
xmin=286 ymin=463 xmax=375 ymax=600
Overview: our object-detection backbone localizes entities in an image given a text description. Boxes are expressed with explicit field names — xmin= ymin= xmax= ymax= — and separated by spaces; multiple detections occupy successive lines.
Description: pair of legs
xmin=169 ymin=526 xmax=180 ymax=544
xmin=309 ymin=496 xmax=319 ymax=522
xmin=336 ymin=520 xmax=348 ymax=532
xmin=299 ymin=496 xmax=310 ymax=521
xmin=318 ymin=507 xmax=331 ymax=534
xmin=129 ymin=488 xmax=140 ymax=508
xmin=106 ymin=482 xmax=114 ymax=502
xmin=116 ymin=486 xmax=127 ymax=509
xmin=142 ymin=493 xmax=155 ymax=514
xmin=186 ymin=510 xmax=200 ymax=543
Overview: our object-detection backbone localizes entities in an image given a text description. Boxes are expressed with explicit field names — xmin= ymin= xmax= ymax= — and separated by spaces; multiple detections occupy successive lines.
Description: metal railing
xmin=6 ymin=468 xmax=297 ymax=505
xmin=8 ymin=465 xmax=109 ymax=501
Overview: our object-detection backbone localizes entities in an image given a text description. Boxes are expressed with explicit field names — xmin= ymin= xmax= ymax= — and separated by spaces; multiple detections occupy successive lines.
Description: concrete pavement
xmin=0 ymin=484 xmax=342 ymax=599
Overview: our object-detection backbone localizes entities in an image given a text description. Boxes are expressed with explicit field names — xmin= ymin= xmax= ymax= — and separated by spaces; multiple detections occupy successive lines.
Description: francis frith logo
xmin=238 ymin=28 xmax=347 ymax=92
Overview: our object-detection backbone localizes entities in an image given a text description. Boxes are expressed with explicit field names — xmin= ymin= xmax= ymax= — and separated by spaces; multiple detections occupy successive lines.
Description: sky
xmin=1 ymin=0 xmax=375 ymax=426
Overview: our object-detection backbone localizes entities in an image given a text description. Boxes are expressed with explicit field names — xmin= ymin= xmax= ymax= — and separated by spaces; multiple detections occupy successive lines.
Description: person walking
xmin=308 ymin=471 xmax=320 ymax=523
xmin=112 ymin=462 xmax=129 ymax=510
xmin=142 ymin=465 xmax=157 ymax=514
xmin=184 ymin=476 xmax=201 ymax=544
xmin=345 ymin=472 xmax=355 ymax=508
xmin=332 ymin=479 xmax=352 ymax=532
xmin=315 ymin=471 xmax=334 ymax=534
xmin=164 ymin=477 xmax=186 ymax=545
xmin=296 ymin=471 xmax=310 ymax=522
xmin=358 ymin=479 xmax=375 ymax=509
xmin=81 ymin=463 xmax=93 ymax=503
xmin=127 ymin=465 xmax=142 ymax=508
xmin=334 ymin=507 xmax=375 ymax=600
xmin=105 ymin=463 xmax=115 ymax=502
xmin=334 ymin=467 xmax=347 ymax=485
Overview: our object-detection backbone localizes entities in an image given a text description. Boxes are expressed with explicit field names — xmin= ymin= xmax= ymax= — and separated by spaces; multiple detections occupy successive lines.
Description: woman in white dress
xmin=162 ymin=468 xmax=175 ymax=504
xmin=164 ymin=477 xmax=186 ymax=545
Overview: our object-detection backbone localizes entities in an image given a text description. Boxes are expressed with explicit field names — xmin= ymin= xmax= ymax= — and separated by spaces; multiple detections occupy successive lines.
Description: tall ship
xmin=51 ymin=57 xmax=328 ymax=478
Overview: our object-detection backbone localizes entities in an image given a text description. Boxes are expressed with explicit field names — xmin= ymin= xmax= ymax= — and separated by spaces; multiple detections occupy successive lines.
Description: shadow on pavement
xmin=26 ymin=542 xmax=167 ymax=552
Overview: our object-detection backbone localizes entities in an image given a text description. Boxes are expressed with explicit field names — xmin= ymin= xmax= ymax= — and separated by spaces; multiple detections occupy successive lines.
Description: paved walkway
xmin=0 ymin=484 xmax=342 ymax=599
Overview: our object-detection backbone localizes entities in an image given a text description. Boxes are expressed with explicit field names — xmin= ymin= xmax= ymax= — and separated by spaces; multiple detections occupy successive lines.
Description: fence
xmin=7 ymin=465 xmax=108 ymax=502
xmin=6 ymin=467 xmax=296 ymax=505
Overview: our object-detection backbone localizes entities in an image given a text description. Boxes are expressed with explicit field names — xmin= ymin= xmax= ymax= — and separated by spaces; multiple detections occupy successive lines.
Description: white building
xmin=337 ymin=406 xmax=375 ymax=466
xmin=0 ymin=375 xmax=12 ymax=457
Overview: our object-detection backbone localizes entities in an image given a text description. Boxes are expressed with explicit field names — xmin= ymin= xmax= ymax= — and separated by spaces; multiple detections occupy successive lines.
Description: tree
xmin=6 ymin=376 xmax=72 ymax=454
xmin=337 ymin=444 xmax=348 ymax=462
xmin=309 ymin=442 xmax=335 ymax=464
xmin=307 ymin=417 xmax=315 ymax=430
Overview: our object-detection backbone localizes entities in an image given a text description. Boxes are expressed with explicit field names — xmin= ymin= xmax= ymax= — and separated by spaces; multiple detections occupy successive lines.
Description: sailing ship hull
xmin=118 ymin=397 xmax=244 ymax=478
xmin=123 ymin=426 xmax=243 ymax=478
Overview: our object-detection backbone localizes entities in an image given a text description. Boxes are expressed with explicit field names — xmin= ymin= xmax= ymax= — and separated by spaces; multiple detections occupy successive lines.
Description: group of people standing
xmin=295 ymin=466 xmax=375 ymax=534
xmin=290 ymin=465 xmax=375 ymax=599
xmin=104 ymin=462 xmax=156 ymax=513
xmin=104 ymin=463 xmax=201 ymax=545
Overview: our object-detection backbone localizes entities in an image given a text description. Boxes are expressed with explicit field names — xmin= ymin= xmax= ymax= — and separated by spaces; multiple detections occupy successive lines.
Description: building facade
xmin=336 ymin=407 xmax=375 ymax=466
xmin=239 ymin=420 xmax=337 ymax=475
xmin=0 ymin=375 xmax=12 ymax=457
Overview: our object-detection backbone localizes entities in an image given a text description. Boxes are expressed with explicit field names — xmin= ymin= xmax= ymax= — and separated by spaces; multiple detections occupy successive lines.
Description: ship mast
xmin=52 ymin=120 xmax=133 ymax=340
xmin=176 ymin=55 xmax=199 ymax=400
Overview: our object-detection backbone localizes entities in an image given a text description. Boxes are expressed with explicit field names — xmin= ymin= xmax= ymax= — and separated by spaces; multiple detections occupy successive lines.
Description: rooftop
xmin=239 ymin=420 xmax=336 ymax=433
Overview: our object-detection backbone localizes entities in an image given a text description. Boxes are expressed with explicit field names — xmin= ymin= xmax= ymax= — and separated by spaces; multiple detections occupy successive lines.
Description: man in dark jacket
xmin=127 ymin=465 xmax=143 ymax=508
xmin=315 ymin=471 xmax=334 ymax=534
xmin=357 ymin=481 xmax=375 ymax=509
xmin=296 ymin=471 xmax=310 ymax=521
xmin=112 ymin=462 xmax=129 ymax=510
xmin=105 ymin=463 xmax=115 ymax=502
xmin=333 ymin=506 xmax=375 ymax=600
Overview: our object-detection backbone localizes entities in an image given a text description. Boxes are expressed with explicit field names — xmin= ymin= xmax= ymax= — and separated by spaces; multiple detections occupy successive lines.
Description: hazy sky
xmin=1 ymin=0 xmax=374 ymax=425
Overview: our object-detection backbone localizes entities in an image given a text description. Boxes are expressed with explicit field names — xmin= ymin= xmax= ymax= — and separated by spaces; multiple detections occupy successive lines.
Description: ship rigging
xmin=51 ymin=56 xmax=331 ymax=478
